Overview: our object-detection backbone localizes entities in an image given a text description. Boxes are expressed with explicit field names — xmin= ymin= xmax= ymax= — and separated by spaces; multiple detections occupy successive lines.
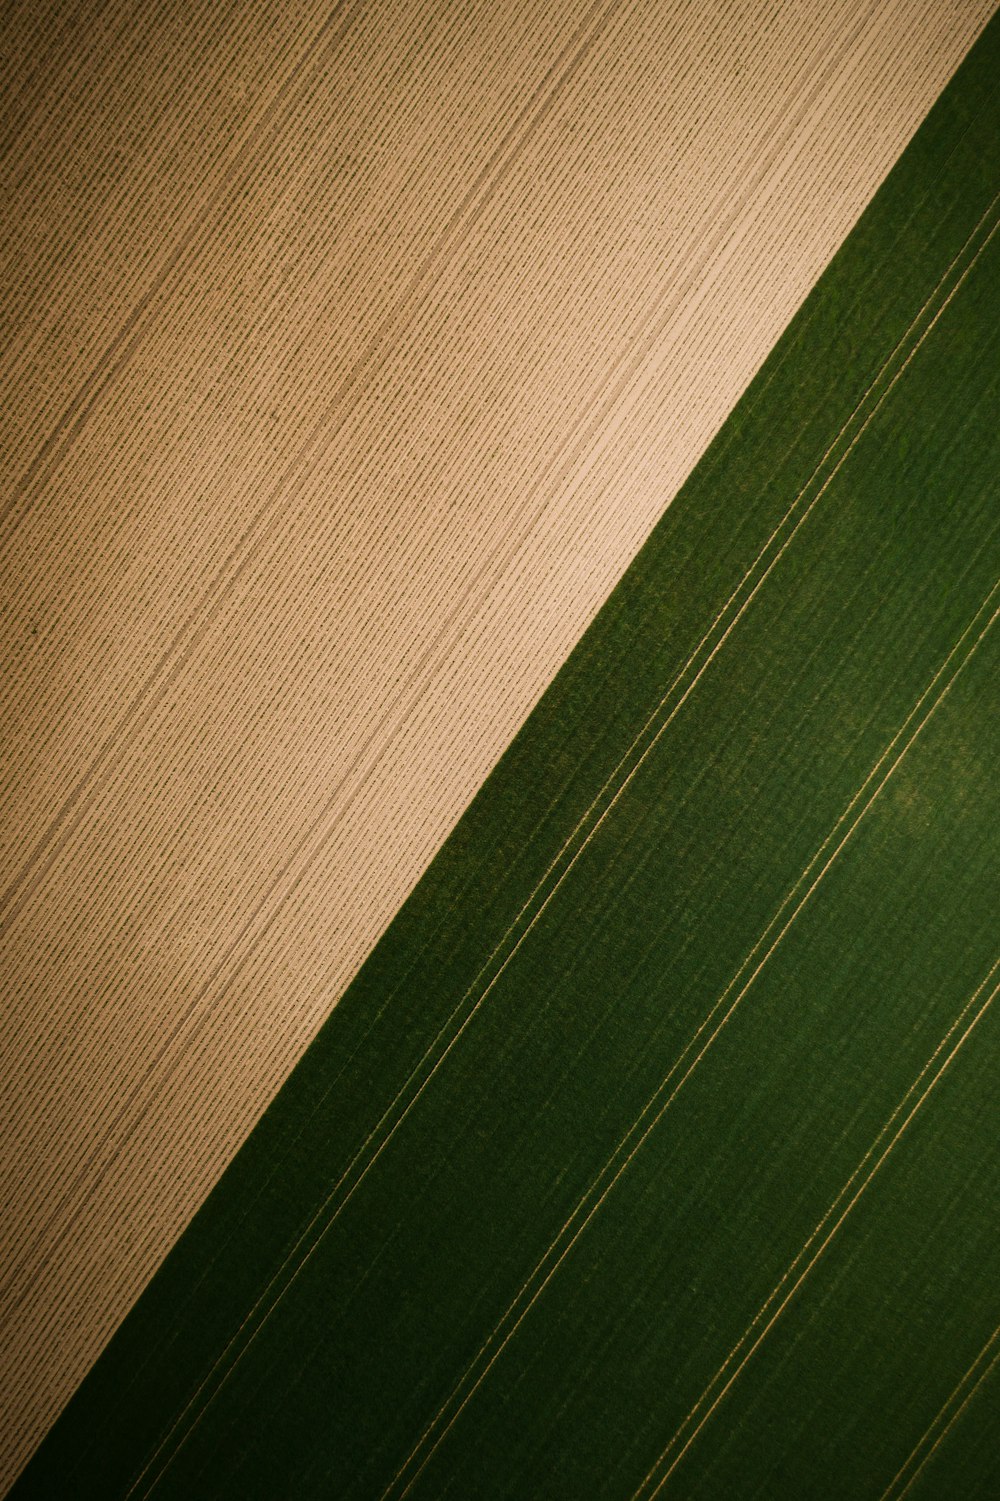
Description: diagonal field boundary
xmin=108 ymin=193 xmax=1000 ymax=1500
xmin=134 ymin=584 xmax=1000 ymax=1497
xmin=0 ymin=0 xmax=941 ymax=1324
xmin=382 ymin=583 xmax=1000 ymax=1501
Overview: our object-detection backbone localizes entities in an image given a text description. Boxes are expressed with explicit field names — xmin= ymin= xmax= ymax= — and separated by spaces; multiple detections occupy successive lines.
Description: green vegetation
xmin=15 ymin=16 xmax=1000 ymax=1499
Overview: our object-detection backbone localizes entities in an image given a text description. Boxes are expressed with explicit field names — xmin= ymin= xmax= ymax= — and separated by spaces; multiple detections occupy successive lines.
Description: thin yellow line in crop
xmin=638 ymin=956 xmax=1000 ymax=1497
xmin=880 ymin=1321 xmax=1000 ymax=1501
xmin=387 ymin=584 xmax=1000 ymax=1501
xmin=639 ymin=954 xmax=996 ymax=1494
xmin=128 ymin=189 xmax=1000 ymax=1501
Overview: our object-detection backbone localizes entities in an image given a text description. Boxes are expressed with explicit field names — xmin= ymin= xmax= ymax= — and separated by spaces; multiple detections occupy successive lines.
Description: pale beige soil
xmin=0 ymin=0 xmax=994 ymax=1487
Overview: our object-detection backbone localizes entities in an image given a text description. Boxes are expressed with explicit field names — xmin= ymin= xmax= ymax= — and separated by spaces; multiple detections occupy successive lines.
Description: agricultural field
xmin=9 ymin=7 xmax=990 ymax=1483
xmin=9 ymin=8 xmax=999 ymax=1498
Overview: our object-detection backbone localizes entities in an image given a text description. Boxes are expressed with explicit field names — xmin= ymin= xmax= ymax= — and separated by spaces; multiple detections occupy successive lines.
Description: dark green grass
xmin=14 ymin=16 xmax=1000 ymax=1500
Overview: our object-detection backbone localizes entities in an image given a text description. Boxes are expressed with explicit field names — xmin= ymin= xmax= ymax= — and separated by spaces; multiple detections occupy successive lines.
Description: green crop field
xmin=14 ymin=16 xmax=1000 ymax=1501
